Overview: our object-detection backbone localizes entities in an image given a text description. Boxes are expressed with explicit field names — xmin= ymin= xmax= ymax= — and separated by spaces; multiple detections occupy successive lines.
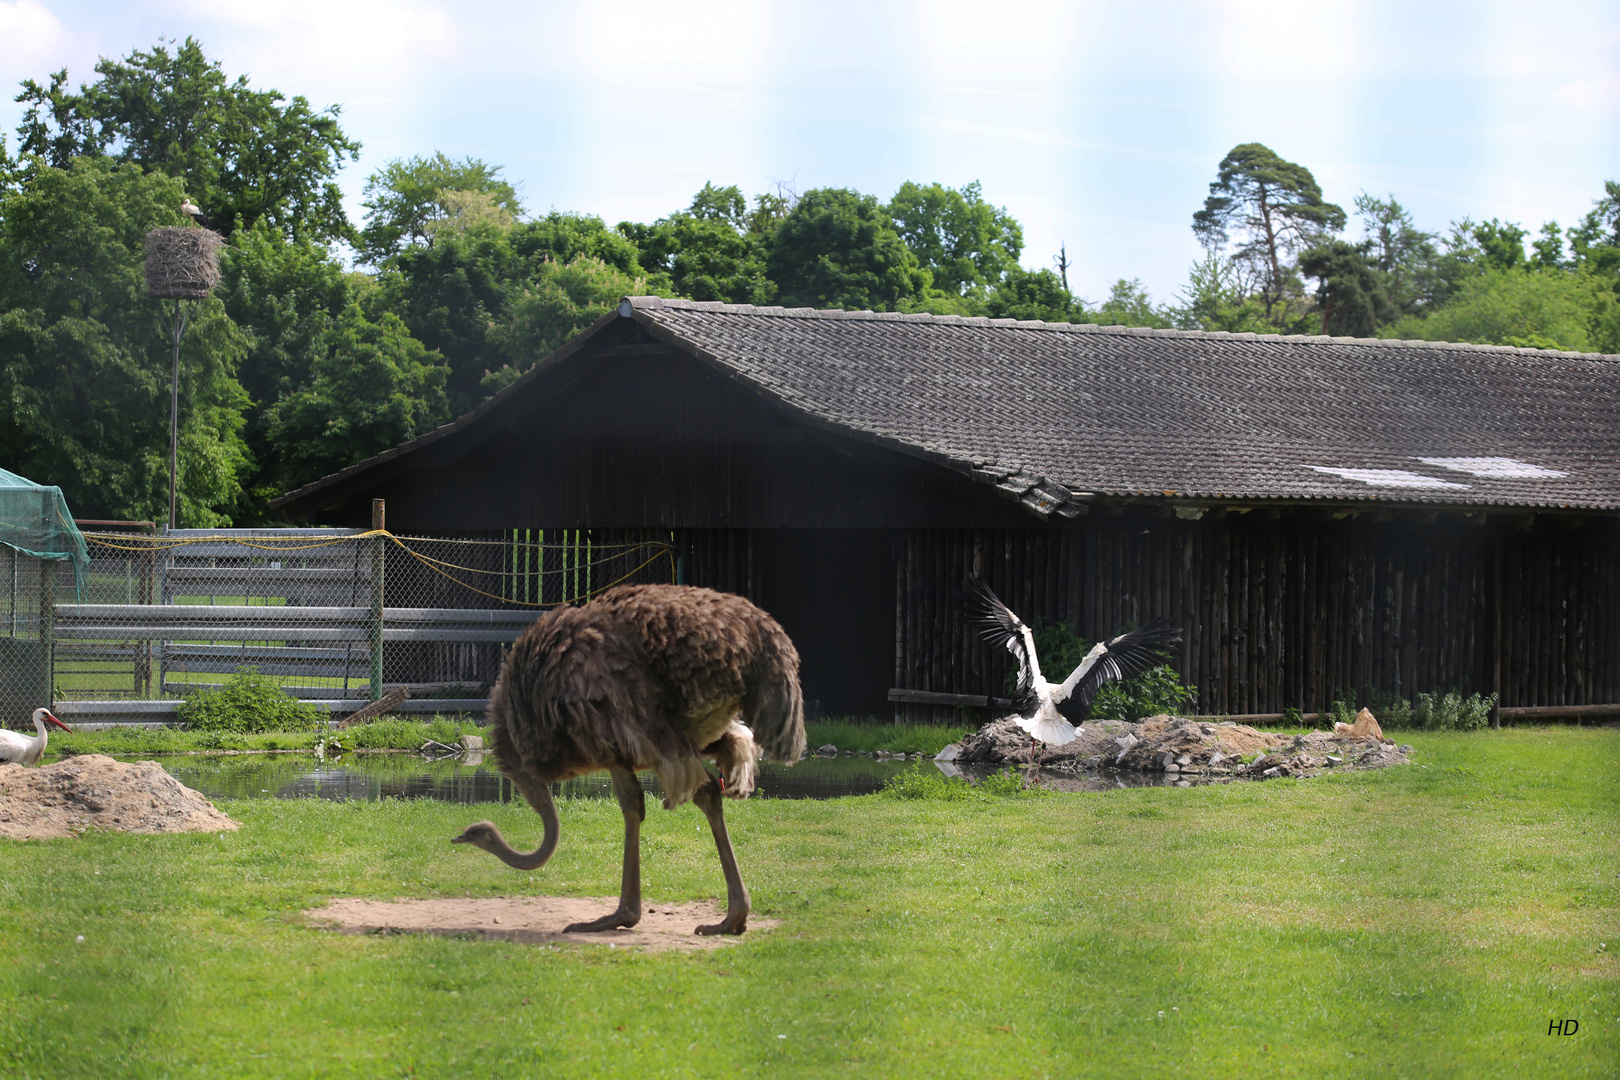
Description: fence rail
xmin=5 ymin=526 xmax=676 ymax=725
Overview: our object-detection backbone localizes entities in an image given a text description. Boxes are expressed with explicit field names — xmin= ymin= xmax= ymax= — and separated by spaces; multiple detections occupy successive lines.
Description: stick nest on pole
xmin=144 ymin=226 xmax=223 ymax=299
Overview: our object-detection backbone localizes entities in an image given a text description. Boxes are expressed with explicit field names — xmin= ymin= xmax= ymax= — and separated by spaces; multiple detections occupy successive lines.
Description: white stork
xmin=0 ymin=708 xmax=72 ymax=766
xmin=180 ymin=198 xmax=211 ymax=228
xmin=965 ymin=575 xmax=1180 ymax=757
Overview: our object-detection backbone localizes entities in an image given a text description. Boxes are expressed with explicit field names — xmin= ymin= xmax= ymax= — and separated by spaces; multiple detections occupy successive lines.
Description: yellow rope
xmin=82 ymin=530 xmax=678 ymax=609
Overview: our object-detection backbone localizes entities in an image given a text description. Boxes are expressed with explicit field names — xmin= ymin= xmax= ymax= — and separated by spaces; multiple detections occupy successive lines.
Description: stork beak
xmin=45 ymin=711 xmax=71 ymax=732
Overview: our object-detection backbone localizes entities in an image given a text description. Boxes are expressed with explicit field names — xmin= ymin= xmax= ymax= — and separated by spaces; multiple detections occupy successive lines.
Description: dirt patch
xmin=0 ymin=754 xmax=238 ymax=840
xmin=308 ymin=896 xmax=777 ymax=951
xmin=946 ymin=715 xmax=1413 ymax=781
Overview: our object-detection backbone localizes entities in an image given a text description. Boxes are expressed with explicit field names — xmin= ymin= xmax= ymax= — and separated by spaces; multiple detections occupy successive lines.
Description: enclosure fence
xmin=2 ymin=528 xmax=675 ymax=725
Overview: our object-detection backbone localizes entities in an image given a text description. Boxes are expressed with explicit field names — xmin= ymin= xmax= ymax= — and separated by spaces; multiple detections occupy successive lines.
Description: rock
xmin=817 ymin=745 xmax=837 ymax=756
xmin=934 ymin=744 xmax=959 ymax=762
xmin=1262 ymin=766 xmax=1280 ymax=777
xmin=1325 ymin=755 xmax=1343 ymax=766
xmin=1165 ymin=762 xmax=1180 ymax=773
xmin=1175 ymin=754 xmax=1192 ymax=766
xmin=1208 ymin=752 xmax=1226 ymax=767
xmin=1349 ymin=708 xmax=1383 ymax=740
xmin=459 ymin=734 xmax=485 ymax=752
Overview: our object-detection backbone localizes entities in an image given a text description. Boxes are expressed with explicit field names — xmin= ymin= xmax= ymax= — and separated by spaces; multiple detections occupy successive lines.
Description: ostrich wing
xmin=1052 ymin=618 xmax=1182 ymax=715
xmin=963 ymin=575 xmax=1040 ymax=715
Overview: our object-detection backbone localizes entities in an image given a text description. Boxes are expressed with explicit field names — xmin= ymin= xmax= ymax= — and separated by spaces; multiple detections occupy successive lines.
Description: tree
xmin=13 ymin=38 xmax=359 ymax=243
xmin=1169 ymin=252 xmax=1275 ymax=334
xmin=618 ymin=183 xmax=774 ymax=304
xmin=358 ymin=152 xmax=522 ymax=263
xmin=984 ymin=267 xmax=1079 ymax=322
xmin=1191 ymin=143 xmax=1346 ymax=325
xmin=0 ymin=157 xmax=249 ymax=523
xmin=1353 ymin=193 xmax=1441 ymax=318
xmin=483 ymin=256 xmax=647 ymax=392
xmin=1299 ymin=240 xmax=1391 ymax=337
xmin=262 ymin=306 xmax=448 ymax=489
xmin=1382 ymin=266 xmax=1619 ymax=353
xmin=1092 ymin=279 xmax=1174 ymax=329
xmin=886 ymin=180 xmax=1022 ymax=300
xmin=765 ymin=188 xmax=930 ymax=310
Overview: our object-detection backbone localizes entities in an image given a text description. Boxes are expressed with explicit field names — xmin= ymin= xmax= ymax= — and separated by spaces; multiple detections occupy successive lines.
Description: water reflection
xmin=152 ymin=753 xmax=918 ymax=804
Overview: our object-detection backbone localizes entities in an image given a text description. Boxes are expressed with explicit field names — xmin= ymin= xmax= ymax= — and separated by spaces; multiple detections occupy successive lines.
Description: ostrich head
xmin=450 ymin=821 xmax=502 ymax=851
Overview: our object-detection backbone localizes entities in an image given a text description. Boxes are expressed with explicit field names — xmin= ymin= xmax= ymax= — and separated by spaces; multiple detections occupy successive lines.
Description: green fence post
xmin=370 ymin=499 xmax=385 ymax=703
xmin=40 ymin=554 xmax=55 ymax=709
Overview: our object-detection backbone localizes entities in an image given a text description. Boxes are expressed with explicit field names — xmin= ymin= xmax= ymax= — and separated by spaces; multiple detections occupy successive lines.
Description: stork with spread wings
xmin=965 ymin=575 xmax=1181 ymax=748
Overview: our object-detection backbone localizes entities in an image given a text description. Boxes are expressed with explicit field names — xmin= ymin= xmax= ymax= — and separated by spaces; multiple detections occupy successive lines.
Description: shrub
xmin=879 ymin=762 xmax=1043 ymax=800
xmin=176 ymin=668 xmax=323 ymax=734
xmin=1089 ymin=665 xmax=1197 ymax=722
xmin=1413 ymin=690 xmax=1496 ymax=731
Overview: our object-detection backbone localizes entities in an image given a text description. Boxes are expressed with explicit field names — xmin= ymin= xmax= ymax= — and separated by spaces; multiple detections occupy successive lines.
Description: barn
xmin=272 ymin=296 xmax=1620 ymax=722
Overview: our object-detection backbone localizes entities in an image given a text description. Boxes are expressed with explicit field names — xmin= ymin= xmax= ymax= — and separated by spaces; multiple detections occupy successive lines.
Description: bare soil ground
xmin=307 ymin=896 xmax=777 ymax=951
xmin=0 ymin=754 xmax=238 ymax=840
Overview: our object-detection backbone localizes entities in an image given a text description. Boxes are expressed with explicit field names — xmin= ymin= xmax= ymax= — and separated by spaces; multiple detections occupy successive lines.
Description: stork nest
xmin=144 ymin=226 xmax=223 ymax=299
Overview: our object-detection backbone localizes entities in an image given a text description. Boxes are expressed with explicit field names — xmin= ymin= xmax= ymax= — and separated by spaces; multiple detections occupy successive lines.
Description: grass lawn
xmin=2 ymin=726 xmax=1615 ymax=1079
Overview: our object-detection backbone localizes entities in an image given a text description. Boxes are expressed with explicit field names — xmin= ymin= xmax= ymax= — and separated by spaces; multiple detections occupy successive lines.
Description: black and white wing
xmin=1053 ymin=618 xmax=1181 ymax=717
xmin=963 ymin=575 xmax=1039 ymax=715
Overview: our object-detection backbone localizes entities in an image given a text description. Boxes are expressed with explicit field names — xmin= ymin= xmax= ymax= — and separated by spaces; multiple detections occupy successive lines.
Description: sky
xmin=2 ymin=0 xmax=1616 ymax=303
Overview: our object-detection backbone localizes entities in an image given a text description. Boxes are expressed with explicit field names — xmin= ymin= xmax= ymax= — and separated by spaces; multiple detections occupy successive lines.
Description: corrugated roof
xmin=274 ymin=296 xmax=1620 ymax=515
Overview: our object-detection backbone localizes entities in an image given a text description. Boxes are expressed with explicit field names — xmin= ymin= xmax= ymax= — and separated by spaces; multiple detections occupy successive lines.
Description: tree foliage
xmin=886 ymin=180 xmax=1022 ymax=301
xmin=359 ymin=152 xmax=521 ymax=263
xmin=0 ymin=157 xmax=249 ymax=523
xmin=13 ymin=38 xmax=359 ymax=242
xmin=766 ymin=188 xmax=930 ymax=310
xmin=1192 ymin=143 xmax=1346 ymax=326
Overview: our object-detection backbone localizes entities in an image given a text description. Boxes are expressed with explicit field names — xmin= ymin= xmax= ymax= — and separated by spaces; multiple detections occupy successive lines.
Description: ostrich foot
xmin=695 ymin=908 xmax=748 ymax=936
xmin=564 ymin=906 xmax=641 ymax=934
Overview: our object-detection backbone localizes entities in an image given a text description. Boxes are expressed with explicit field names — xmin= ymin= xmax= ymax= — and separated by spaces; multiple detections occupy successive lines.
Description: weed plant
xmin=175 ymin=668 xmax=322 ymax=734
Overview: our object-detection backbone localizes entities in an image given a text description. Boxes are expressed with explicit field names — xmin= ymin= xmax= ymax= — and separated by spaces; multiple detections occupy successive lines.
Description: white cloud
xmin=168 ymin=0 xmax=460 ymax=105
xmin=0 ymin=1 xmax=78 ymax=81
xmin=1555 ymin=72 xmax=1620 ymax=116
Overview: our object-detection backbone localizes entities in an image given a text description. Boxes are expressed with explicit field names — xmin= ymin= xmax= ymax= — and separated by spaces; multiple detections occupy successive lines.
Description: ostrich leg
xmin=564 ymin=764 xmax=645 ymax=933
xmin=692 ymin=777 xmax=750 ymax=935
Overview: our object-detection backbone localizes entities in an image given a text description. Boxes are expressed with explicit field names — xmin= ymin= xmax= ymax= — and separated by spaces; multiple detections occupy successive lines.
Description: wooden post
xmin=1491 ymin=534 xmax=1503 ymax=728
xmin=370 ymin=499 xmax=385 ymax=703
xmin=40 ymin=549 xmax=55 ymax=710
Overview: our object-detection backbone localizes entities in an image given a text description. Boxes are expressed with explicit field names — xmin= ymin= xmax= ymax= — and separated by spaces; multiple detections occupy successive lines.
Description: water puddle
xmin=137 ymin=753 xmax=922 ymax=804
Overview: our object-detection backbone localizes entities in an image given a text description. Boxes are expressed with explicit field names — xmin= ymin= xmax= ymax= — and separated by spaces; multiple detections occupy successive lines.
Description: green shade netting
xmin=0 ymin=467 xmax=88 ymax=597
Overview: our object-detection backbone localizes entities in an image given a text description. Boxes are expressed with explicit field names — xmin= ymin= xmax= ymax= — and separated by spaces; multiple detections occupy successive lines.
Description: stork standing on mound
xmin=965 ymin=575 xmax=1180 ymax=764
xmin=452 ymin=584 xmax=805 ymax=936
xmin=1 ymin=708 xmax=72 ymax=766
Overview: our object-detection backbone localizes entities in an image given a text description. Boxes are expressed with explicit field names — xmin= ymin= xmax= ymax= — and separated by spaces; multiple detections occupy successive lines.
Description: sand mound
xmin=308 ymin=896 xmax=777 ymax=952
xmin=0 ymin=754 xmax=238 ymax=840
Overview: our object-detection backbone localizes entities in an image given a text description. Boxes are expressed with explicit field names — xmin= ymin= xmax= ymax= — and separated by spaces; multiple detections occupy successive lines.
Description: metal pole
xmin=370 ymin=499 xmax=385 ymax=702
xmin=168 ymin=299 xmax=183 ymax=531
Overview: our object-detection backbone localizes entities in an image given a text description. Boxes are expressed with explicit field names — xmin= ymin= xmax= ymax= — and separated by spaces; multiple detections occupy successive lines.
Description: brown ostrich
xmin=452 ymin=584 xmax=805 ymax=936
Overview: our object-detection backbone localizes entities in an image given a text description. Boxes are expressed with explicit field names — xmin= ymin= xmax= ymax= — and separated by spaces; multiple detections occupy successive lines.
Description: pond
xmin=116 ymin=753 xmax=1182 ymax=803
xmin=144 ymin=752 xmax=922 ymax=804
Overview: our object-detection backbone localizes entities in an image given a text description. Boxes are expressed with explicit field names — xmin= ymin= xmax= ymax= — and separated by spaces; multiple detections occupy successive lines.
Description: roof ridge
xmin=623 ymin=295 xmax=1620 ymax=361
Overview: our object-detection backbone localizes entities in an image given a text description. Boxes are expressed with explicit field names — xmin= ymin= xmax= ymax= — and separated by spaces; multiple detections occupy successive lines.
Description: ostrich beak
xmin=450 ymin=832 xmax=472 ymax=844
xmin=45 ymin=711 xmax=71 ymax=732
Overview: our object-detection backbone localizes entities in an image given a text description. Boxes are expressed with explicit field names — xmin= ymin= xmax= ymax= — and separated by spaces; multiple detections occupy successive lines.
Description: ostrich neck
xmin=482 ymin=823 xmax=558 ymax=870
xmin=485 ymin=778 xmax=560 ymax=869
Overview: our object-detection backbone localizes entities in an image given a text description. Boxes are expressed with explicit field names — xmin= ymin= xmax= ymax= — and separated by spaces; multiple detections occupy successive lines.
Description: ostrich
xmin=0 ymin=708 xmax=72 ymax=766
xmin=452 ymin=584 xmax=805 ymax=936
xmin=965 ymin=575 xmax=1180 ymax=761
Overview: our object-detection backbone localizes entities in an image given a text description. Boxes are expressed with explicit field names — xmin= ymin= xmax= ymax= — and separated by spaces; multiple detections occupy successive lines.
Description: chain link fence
xmin=5 ymin=528 xmax=675 ymax=725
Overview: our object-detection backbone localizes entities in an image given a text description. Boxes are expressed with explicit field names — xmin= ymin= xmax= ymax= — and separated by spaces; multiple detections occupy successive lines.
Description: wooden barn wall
xmin=896 ymin=516 xmax=1617 ymax=719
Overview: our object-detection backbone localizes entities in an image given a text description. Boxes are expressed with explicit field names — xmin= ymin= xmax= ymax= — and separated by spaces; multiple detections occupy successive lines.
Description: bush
xmin=1015 ymin=620 xmax=1195 ymax=723
xmin=1089 ymin=665 xmax=1197 ymax=722
xmin=176 ymin=668 xmax=323 ymax=734
xmin=1413 ymin=690 xmax=1496 ymax=731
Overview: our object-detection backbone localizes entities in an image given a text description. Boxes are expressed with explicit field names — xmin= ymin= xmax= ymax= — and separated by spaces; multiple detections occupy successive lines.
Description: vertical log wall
xmin=896 ymin=512 xmax=1617 ymax=719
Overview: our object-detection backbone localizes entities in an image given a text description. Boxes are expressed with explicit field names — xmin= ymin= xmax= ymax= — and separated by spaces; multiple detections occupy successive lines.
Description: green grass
xmin=803 ymin=720 xmax=970 ymax=755
xmin=4 ymin=727 xmax=1615 ymax=1078
xmin=46 ymin=716 xmax=488 ymax=757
